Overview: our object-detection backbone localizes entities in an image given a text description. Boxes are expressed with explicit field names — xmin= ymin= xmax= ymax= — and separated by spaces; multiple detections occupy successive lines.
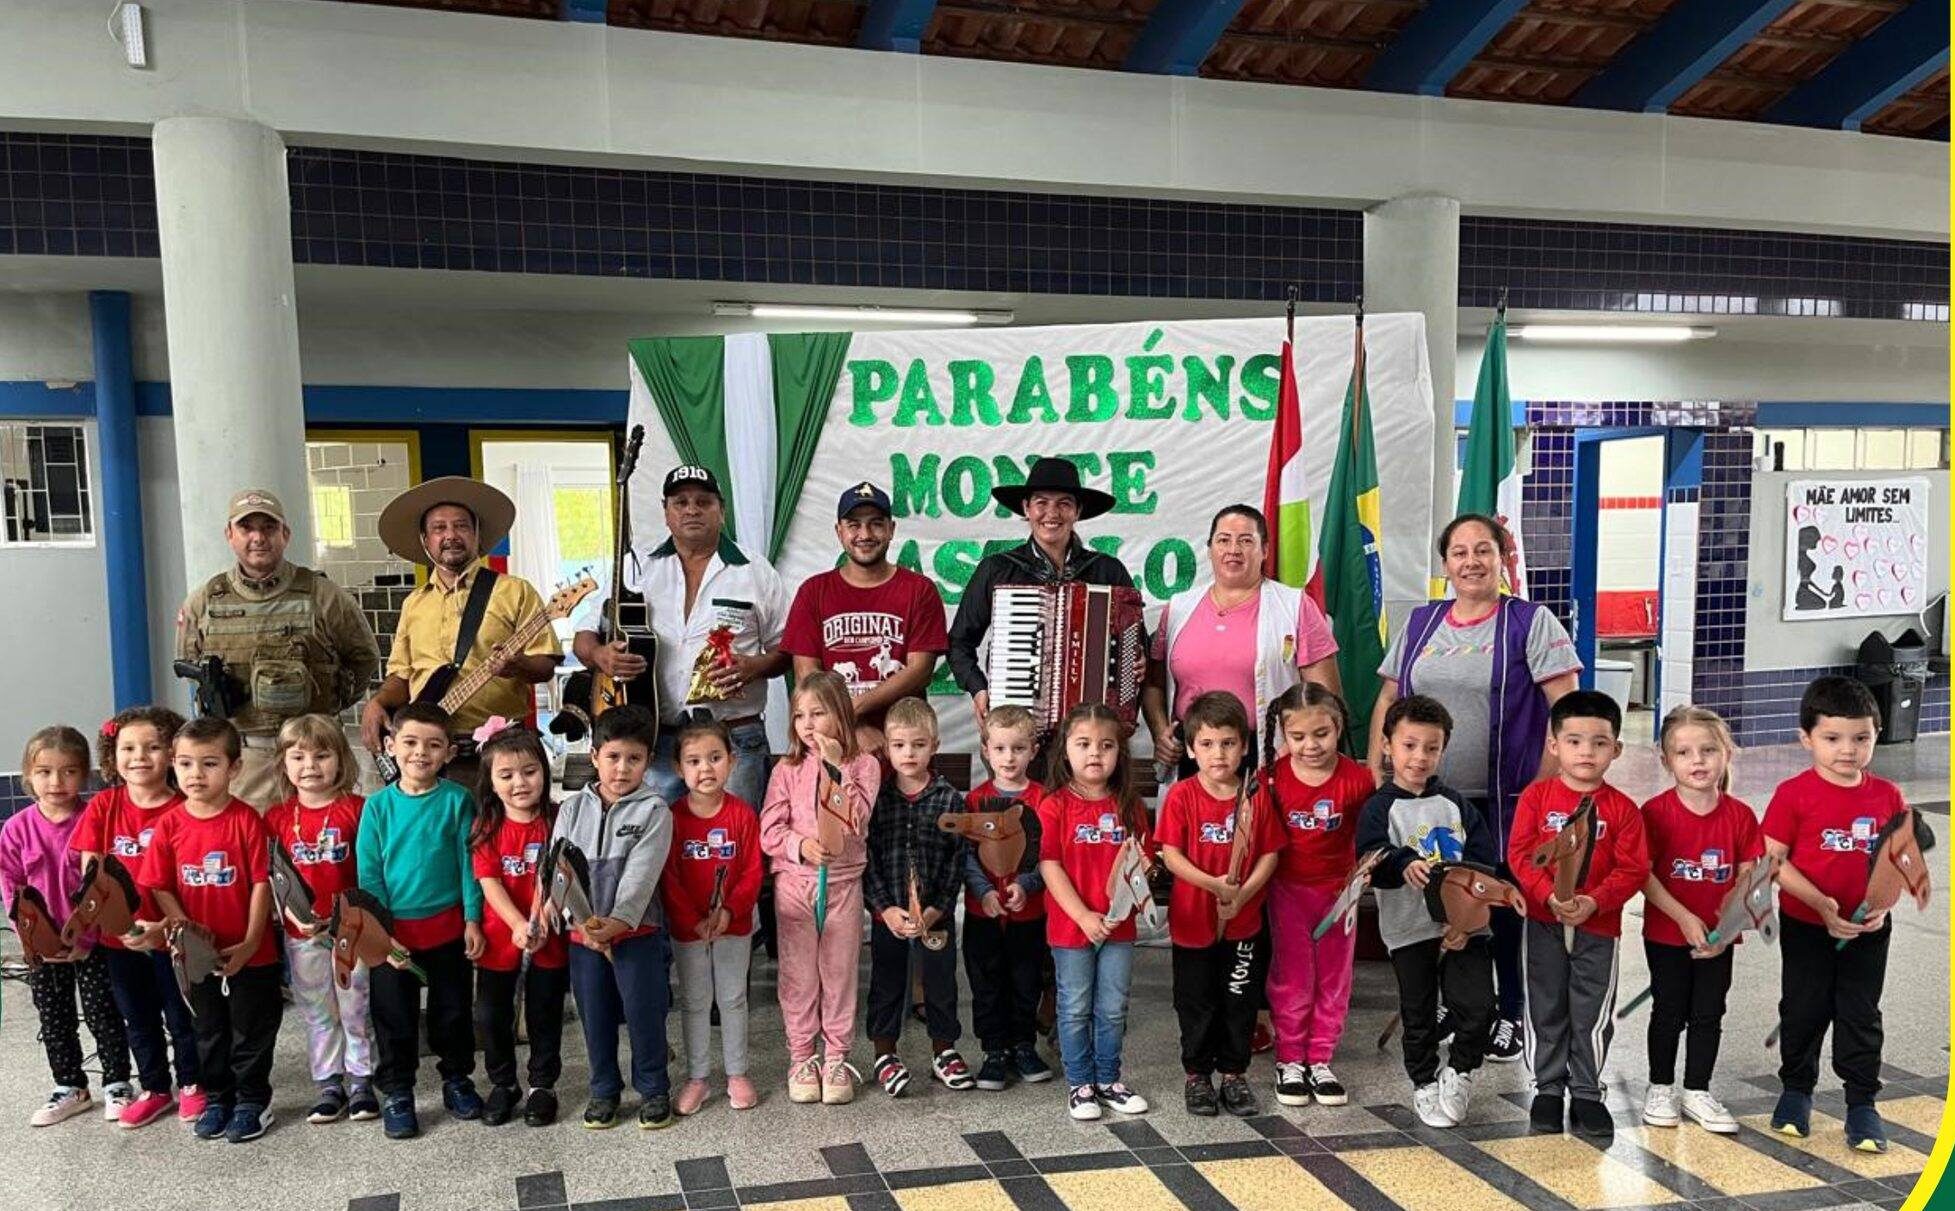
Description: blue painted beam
xmin=1766 ymin=1 xmax=1950 ymax=132
xmin=1365 ymin=0 xmax=1530 ymax=96
xmin=1124 ymin=0 xmax=1251 ymax=76
xmin=559 ymin=0 xmax=607 ymax=22
xmin=1575 ymin=0 xmax=1800 ymax=113
xmin=0 ymin=381 xmax=628 ymax=424
xmin=89 ymin=292 xmax=153 ymax=709
xmin=857 ymin=0 xmax=939 ymax=53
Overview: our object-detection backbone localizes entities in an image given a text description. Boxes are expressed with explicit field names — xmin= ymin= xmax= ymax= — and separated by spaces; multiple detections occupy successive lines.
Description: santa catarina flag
xmin=1457 ymin=311 xmax=1527 ymax=595
xmin=1260 ymin=328 xmax=1310 ymax=586
xmin=1308 ymin=317 xmax=1386 ymax=742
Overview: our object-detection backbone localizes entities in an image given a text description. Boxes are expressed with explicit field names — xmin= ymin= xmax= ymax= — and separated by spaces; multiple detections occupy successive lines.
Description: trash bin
xmin=1593 ymin=658 xmax=1635 ymax=718
xmin=1855 ymin=629 xmax=1930 ymax=744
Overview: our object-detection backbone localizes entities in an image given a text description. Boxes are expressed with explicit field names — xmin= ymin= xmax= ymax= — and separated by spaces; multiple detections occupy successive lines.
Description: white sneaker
xmin=103 ymin=1082 xmax=136 ymax=1121
xmin=1096 ymin=1082 xmax=1148 ymax=1114
xmin=1437 ymin=1067 xmax=1474 ymax=1125
xmin=1643 ymin=1083 xmax=1681 ymax=1127
xmin=31 ymin=1087 xmax=92 ymax=1127
xmin=1413 ymin=1082 xmax=1456 ymax=1128
xmin=1068 ymin=1084 xmax=1103 ymax=1120
xmin=1681 ymin=1089 xmax=1739 ymax=1134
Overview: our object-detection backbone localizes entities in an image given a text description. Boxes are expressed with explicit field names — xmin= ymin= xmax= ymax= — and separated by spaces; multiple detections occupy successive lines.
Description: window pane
xmin=1759 ymin=428 xmax=1805 ymax=470
xmin=0 ymin=423 xmax=94 ymax=545
xmin=311 ymin=483 xmax=354 ymax=549
xmin=1859 ymin=429 xmax=1906 ymax=470
xmin=1908 ymin=430 xmax=1946 ymax=469
xmin=1809 ymin=428 xmax=1856 ymax=470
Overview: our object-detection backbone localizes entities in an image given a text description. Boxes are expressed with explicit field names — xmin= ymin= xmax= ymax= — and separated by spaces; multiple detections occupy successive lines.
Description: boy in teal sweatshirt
xmin=356 ymin=701 xmax=485 ymax=1140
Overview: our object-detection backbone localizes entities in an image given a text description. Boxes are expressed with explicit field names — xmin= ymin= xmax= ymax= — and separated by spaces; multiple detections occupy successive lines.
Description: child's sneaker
xmin=1413 ymin=1082 xmax=1455 ymax=1129
xmin=103 ymin=1082 xmax=135 ymax=1121
xmin=119 ymin=1090 xmax=175 ymax=1129
xmin=1096 ymin=1082 xmax=1148 ymax=1114
xmin=30 ymin=1087 xmax=91 ymax=1127
xmin=1529 ymin=1093 xmax=1564 ymax=1134
xmin=225 ymin=1103 xmax=273 ymax=1143
xmin=975 ymin=1051 xmax=1011 ymax=1091
xmin=1770 ymin=1090 xmax=1812 ymax=1138
xmin=522 ymin=1088 xmax=558 ymax=1127
xmin=1218 ymin=1074 xmax=1258 ymax=1117
xmin=674 ymin=1079 xmax=711 ymax=1116
xmin=1184 ymin=1072 xmax=1219 ymax=1116
xmin=1569 ymin=1097 xmax=1614 ymax=1142
xmin=1680 ymin=1089 xmax=1738 ymax=1134
xmin=582 ymin=1095 xmax=620 ymax=1129
xmin=193 ymin=1101 xmax=231 ymax=1140
xmin=1274 ymin=1063 xmax=1312 ymax=1107
xmin=347 ymin=1087 xmax=381 ymax=1122
xmin=874 ymin=1053 xmax=911 ymax=1098
xmin=1642 ymin=1083 xmax=1680 ymax=1128
xmin=1068 ymin=1084 xmax=1102 ymax=1121
xmin=1845 ymin=1104 xmax=1888 ymax=1154
xmin=932 ymin=1049 xmax=975 ymax=1091
xmin=307 ymin=1086 xmax=350 ymax=1124
xmin=442 ymin=1077 xmax=484 ymax=1121
xmin=726 ymin=1075 xmax=758 ymax=1111
xmin=788 ymin=1056 xmax=823 ymax=1104
xmin=1486 ymin=1017 xmax=1523 ymax=1063
xmin=382 ymin=1094 xmax=420 ymax=1140
xmin=1309 ymin=1064 xmax=1347 ymax=1107
xmin=1013 ymin=1042 xmax=1054 ymax=1083
xmin=821 ymin=1058 xmax=860 ymax=1105
xmin=482 ymin=1084 xmax=518 ymax=1126
xmin=1438 ymin=1067 xmax=1474 ymax=1125
xmin=177 ymin=1085 xmax=207 ymax=1121
xmin=638 ymin=1093 xmax=674 ymax=1130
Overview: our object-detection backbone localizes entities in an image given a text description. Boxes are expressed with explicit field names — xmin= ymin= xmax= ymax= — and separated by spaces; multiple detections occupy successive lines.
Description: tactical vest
xmin=195 ymin=566 xmax=344 ymax=733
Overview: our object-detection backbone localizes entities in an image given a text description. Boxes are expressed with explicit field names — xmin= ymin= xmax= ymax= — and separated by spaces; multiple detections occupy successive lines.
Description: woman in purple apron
xmin=1366 ymin=514 xmax=1581 ymax=1063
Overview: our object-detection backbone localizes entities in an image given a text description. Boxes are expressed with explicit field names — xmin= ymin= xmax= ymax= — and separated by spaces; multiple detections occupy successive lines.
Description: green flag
xmin=1457 ymin=312 xmax=1528 ymax=594
xmin=1308 ymin=318 xmax=1386 ymax=748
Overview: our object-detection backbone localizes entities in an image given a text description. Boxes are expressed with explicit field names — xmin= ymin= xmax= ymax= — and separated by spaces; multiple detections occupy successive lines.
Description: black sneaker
xmin=583 ymin=1095 xmax=620 ymax=1130
xmin=1569 ymin=1097 xmax=1614 ymax=1142
xmin=1218 ymin=1074 xmax=1259 ymax=1118
xmin=306 ymin=1086 xmax=348 ymax=1125
xmin=1308 ymin=1064 xmax=1347 ymax=1107
xmin=1184 ymin=1073 xmax=1220 ymax=1117
xmin=442 ymin=1077 xmax=484 ymax=1121
xmin=1529 ymin=1093 xmax=1564 ymax=1135
xmin=381 ymin=1094 xmax=419 ymax=1141
xmin=224 ymin=1103 xmax=273 ymax=1143
xmin=1274 ymin=1062 xmax=1312 ymax=1108
xmin=483 ymin=1084 xmax=518 ymax=1127
xmin=1013 ymin=1043 xmax=1054 ymax=1084
xmin=1486 ymin=1017 xmax=1524 ymax=1064
xmin=523 ymin=1088 xmax=559 ymax=1128
xmin=346 ymin=1088 xmax=380 ymax=1122
xmin=638 ymin=1094 xmax=674 ymax=1130
xmin=975 ymin=1051 xmax=1012 ymax=1092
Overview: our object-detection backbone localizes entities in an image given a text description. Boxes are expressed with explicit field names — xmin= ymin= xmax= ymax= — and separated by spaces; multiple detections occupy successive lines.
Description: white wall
xmin=1745 ymin=468 xmax=1949 ymax=671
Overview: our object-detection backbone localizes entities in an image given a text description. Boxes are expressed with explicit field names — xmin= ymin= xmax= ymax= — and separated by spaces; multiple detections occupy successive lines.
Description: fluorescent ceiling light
xmin=1511 ymin=324 xmax=1717 ymax=344
xmin=713 ymin=302 xmax=1013 ymax=326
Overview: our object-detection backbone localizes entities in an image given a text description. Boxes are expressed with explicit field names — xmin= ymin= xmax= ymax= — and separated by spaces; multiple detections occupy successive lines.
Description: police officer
xmin=176 ymin=488 xmax=381 ymax=808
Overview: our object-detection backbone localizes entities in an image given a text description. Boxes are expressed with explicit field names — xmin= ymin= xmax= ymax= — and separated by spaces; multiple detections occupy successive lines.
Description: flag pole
xmin=1496 ymin=285 xmax=1509 ymax=319
xmin=1285 ymin=284 xmax=1297 ymax=341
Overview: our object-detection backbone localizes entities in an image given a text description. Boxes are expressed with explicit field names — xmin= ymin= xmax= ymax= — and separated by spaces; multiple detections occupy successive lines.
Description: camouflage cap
xmin=227 ymin=488 xmax=287 ymax=527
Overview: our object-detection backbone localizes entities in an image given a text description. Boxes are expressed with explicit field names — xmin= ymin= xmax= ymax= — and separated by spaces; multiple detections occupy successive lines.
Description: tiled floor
xmin=1 ymin=741 xmax=1945 ymax=1211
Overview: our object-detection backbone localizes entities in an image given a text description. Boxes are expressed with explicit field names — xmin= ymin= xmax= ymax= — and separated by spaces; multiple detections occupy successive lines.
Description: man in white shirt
xmin=572 ymin=464 xmax=789 ymax=806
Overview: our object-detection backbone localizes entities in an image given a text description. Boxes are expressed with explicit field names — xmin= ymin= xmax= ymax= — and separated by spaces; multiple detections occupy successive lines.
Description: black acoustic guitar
xmin=555 ymin=425 xmax=660 ymax=744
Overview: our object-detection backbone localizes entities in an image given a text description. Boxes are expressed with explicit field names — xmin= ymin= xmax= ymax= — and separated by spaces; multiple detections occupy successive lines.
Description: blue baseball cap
xmin=837 ymin=481 xmax=892 ymax=520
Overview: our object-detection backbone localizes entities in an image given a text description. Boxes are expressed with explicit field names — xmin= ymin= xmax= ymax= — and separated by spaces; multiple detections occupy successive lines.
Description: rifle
xmin=173 ymin=655 xmax=245 ymax=720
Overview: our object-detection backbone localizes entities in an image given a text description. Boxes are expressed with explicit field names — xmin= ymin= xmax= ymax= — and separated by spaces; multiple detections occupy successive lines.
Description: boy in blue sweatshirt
xmin=552 ymin=704 xmax=675 ymax=1131
xmin=356 ymin=701 xmax=485 ymax=1140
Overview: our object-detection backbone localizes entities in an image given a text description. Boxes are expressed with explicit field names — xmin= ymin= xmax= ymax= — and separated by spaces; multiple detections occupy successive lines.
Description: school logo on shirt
xmin=1074 ymin=813 xmax=1127 ymax=845
xmin=1820 ymin=816 xmax=1880 ymax=854
xmin=500 ymin=841 xmax=544 ymax=878
xmin=112 ymin=830 xmax=149 ymax=858
xmin=1288 ymin=798 xmax=1342 ymax=833
xmin=1546 ymin=810 xmax=1607 ymax=840
xmin=290 ymin=828 xmax=349 ymax=866
xmin=1669 ymin=848 xmax=1733 ymax=884
xmin=1199 ymin=817 xmax=1237 ymax=845
xmin=180 ymin=851 xmax=238 ymax=888
xmin=1413 ymin=825 xmax=1464 ymax=862
xmin=682 ymin=829 xmax=738 ymax=860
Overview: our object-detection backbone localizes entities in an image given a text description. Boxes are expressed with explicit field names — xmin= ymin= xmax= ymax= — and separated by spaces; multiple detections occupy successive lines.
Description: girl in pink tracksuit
xmin=760 ymin=671 xmax=879 ymax=1107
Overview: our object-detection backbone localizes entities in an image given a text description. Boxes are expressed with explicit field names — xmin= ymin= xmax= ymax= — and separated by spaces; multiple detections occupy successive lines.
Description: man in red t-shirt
xmin=782 ymin=482 xmax=947 ymax=752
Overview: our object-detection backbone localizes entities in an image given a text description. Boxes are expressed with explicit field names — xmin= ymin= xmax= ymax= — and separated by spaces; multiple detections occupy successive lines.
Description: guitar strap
xmin=453 ymin=567 xmax=500 ymax=668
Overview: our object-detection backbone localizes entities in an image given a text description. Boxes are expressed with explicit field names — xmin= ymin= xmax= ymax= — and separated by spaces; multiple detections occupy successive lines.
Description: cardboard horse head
xmin=268 ymin=840 xmax=319 ymax=933
xmin=937 ymin=799 xmax=1026 ymax=884
xmin=168 ymin=919 xmax=221 ymax=1000
xmin=9 ymin=886 xmax=66 ymax=967
xmin=1529 ymin=794 xmax=1597 ymax=949
xmin=327 ymin=888 xmax=423 ymax=988
xmin=1852 ymin=808 xmax=1934 ymax=924
xmin=1706 ymin=854 xmax=1781 ymax=948
xmin=61 ymin=853 xmax=141 ymax=947
xmin=1425 ymin=861 xmax=1526 ymax=952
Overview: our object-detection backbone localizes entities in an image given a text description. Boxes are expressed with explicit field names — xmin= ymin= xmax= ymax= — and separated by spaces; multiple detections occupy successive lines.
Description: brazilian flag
xmin=1307 ymin=315 xmax=1386 ymax=752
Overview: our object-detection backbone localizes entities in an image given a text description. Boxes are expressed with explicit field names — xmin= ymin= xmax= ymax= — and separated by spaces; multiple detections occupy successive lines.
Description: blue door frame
xmin=1569 ymin=427 xmax=1665 ymax=691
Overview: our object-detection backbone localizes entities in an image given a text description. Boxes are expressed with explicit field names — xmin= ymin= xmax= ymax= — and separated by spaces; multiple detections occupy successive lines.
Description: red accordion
xmin=987 ymin=583 xmax=1147 ymax=734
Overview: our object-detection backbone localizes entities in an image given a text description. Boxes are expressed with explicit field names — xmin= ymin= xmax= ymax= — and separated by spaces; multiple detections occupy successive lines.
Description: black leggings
xmin=1645 ymin=939 xmax=1734 ymax=1090
xmin=30 ymin=949 xmax=131 ymax=1089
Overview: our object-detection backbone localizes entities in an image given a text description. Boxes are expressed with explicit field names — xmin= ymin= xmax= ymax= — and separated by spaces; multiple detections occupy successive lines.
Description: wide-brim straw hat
xmin=377 ymin=476 xmax=516 ymax=566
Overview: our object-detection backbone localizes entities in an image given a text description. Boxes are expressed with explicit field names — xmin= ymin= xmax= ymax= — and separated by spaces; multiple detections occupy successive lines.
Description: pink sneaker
xmin=727 ymin=1075 xmax=758 ymax=1111
xmin=176 ymin=1085 xmax=207 ymax=1122
xmin=674 ymin=1079 xmax=711 ymax=1116
xmin=119 ymin=1091 xmax=175 ymax=1129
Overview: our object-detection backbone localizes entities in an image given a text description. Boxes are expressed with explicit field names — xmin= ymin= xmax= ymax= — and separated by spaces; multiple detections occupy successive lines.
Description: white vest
xmin=1160 ymin=578 xmax=1308 ymax=733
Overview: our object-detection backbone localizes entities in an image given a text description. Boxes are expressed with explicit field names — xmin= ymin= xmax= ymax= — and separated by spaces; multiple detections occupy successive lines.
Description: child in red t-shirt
xmin=1157 ymin=692 xmax=1283 ymax=1119
xmin=959 ymin=705 xmax=1053 ymax=1091
xmin=1637 ymin=706 xmax=1759 ymax=1137
xmin=140 ymin=718 xmax=279 ymax=1144
xmin=266 ymin=713 xmax=372 ymax=1126
xmin=1039 ymin=703 xmax=1154 ymax=1122
xmin=663 ymin=719 xmax=763 ymax=1117
xmin=1507 ymin=691 xmax=1649 ymax=1143
xmin=1763 ymin=676 xmax=1934 ymax=1154
xmin=73 ymin=705 xmax=197 ymax=1128
xmin=467 ymin=723 xmax=569 ymax=1129
xmin=1261 ymin=683 xmax=1373 ymax=1109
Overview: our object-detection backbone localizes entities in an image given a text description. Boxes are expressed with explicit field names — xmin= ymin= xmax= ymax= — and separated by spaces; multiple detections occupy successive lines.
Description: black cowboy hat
xmin=991 ymin=457 xmax=1115 ymax=520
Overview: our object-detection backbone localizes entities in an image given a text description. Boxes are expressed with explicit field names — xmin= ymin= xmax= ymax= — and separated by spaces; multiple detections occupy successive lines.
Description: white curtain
xmin=511 ymin=461 xmax=562 ymax=593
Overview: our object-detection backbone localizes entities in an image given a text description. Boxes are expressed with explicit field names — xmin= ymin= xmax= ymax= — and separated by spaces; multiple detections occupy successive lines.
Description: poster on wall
xmin=1782 ymin=477 xmax=1931 ymax=621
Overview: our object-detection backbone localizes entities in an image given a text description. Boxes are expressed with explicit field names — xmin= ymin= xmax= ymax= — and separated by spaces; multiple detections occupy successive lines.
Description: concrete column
xmin=152 ymin=116 xmax=312 ymax=579
xmin=1363 ymin=193 xmax=1460 ymax=583
xmin=89 ymin=290 xmax=152 ymax=708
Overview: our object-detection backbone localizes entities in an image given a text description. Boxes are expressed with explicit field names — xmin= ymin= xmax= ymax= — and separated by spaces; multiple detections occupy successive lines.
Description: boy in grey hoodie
xmin=552 ymin=705 xmax=675 ymax=1130
xmin=1355 ymin=695 xmax=1500 ymax=1130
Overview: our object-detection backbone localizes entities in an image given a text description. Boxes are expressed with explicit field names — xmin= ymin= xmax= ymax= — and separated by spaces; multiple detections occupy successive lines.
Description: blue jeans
xmin=645 ymin=720 xmax=771 ymax=809
xmin=105 ymin=946 xmax=199 ymax=1094
xmin=569 ymin=931 xmax=672 ymax=1100
xmin=1051 ymin=942 xmax=1133 ymax=1088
